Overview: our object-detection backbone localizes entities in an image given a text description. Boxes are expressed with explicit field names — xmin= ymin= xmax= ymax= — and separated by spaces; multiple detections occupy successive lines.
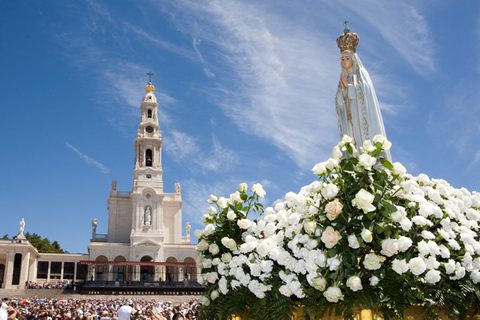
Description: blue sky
xmin=1 ymin=0 xmax=479 ymax=254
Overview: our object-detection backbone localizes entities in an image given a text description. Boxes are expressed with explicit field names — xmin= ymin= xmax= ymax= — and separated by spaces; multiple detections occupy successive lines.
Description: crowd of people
xmin=0 ymin=297 xmax=199 ymax=320
xmin=25 ymin=281 xmax=73 ymax=290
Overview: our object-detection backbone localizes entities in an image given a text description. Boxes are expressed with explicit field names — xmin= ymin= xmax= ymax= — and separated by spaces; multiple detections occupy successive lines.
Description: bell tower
xmin=132 ymin=72 xmax=163 ymax=194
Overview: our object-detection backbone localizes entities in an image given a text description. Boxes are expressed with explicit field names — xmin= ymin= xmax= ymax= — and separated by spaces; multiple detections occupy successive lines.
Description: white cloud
xmin=65 ymin=142 xmax=110 ymax=174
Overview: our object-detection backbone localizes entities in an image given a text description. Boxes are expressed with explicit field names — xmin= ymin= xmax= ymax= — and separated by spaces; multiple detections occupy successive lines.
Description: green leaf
xmin=380 ymin=158 xmax=394 ymax=170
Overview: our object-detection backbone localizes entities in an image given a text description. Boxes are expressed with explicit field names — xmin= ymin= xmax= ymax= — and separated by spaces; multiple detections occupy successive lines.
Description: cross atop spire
xmin=147 ymin=71 xmax=154 ymax=84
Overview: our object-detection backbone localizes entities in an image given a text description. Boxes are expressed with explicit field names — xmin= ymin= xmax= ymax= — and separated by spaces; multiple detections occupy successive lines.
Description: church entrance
xmin=140 ymin=256 xmax=154 ymax=282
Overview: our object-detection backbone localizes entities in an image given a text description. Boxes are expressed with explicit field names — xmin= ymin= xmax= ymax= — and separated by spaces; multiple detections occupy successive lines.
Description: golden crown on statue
xmin=336 ymin=20 xmax=359 ymax=53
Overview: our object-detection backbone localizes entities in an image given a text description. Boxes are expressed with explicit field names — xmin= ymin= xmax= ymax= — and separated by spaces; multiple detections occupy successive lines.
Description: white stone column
xmin=19 ymin=251 xmax=30 ymax=287
xmin=46 ymin=261 xmax=51 ymax=283
xmin=29 ymin=257 xmax=37 ymax=283
xmin=4 ymin=251 xmax=14 ymax=289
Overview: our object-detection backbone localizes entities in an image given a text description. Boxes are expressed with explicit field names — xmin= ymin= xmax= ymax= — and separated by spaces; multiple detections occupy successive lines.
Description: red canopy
xmin=79 ymin=261 xmax=196 ymax=267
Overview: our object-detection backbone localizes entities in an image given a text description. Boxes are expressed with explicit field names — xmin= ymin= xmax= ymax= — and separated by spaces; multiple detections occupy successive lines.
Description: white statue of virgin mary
xmin=335 ymin=23 xmax=391 ymax=161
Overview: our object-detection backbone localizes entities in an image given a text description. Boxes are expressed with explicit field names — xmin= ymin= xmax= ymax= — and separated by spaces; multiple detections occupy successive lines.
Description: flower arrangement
xmin=195 ymin=135 xmax=480 ymax=320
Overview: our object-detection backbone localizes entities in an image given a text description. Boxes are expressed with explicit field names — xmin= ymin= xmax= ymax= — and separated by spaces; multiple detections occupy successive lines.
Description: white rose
xmin=369 ymin=276 xmax=380 ymax=286
xmin=321 ymin=184 xmax=339 ymax=200
xmin=348 ymin=235 xmax=360 ymax=249
xmin=425 ymin=270 xmax=441 ymax=284
xmin=194 ymin=229 xmax=204 ymax=239
xmin=239 ymin=183 xmax=248 ymax=193
xmin=201 ymin=258 xmax=212 ymax=268
xmin=196 ymin=239 xmax=209 ymax=251
xmin=226 ymin=210 xmax=236 ymax=221
xmin=346 ymin=276 xmax=363 ymax=292
xmin=209 ymin=243 xmax=220 ymax=255
xmin=208 ymin=194 xmax=218 ymax=203
xmin=408 ymin=257 xmax=427 ymax=276
xmin=360 ymin=139 xmax=376 ymax=153
xmin=321 ymin=226 xmax=341 ymax=249
xmin=217 ymin=197 xmax=229 ymax=209
xmin=392 ymin=162 xmax=407 ymax=176
xmin=206 ymin=272 xmax=219 ymax=283
xmin=211 ymin=290 xmax=219 ymax=300
xmin=332 ymin=146 xmax=343 ymax=159
xmin=204 ymin=224 xmax=215 ymax=236
xmin=251 ymin=183 xmax=266 ymax=198
xmin=312 ymin=162 xmax=327 ymax=176
xmin=199 ymin=295 xmax=210 ymax=306
xmin=208 ymin=206 xmax=217 ymax=214
xmin=230 ymin=191 xmax=243 ymax=203
xmin=323 ymin=286 xmax=344 ymax=303
xmin=352 ymin=189 xmax=376 ymax=213
xmin=221 ymin=253 xmax=232 ymax=263
xmin=361 ymin=229 xmax=373 ymax=243
xmin=358 ymin=153 xmax=377 ymax=170
xmin=311 ymin=276 xmax=327 ymax=291
xmin=303 ymin=220 xmax=317 ymax=235
xmin=325 ymin=199 xmax=343 ymax=221
xmin=325 ymin=158 xmax=339 ymax=171
xmin=381 ymin=239 xmax=399 ymax=257
xmin=373 ymin=134 xmax=392 ymax=151
xmin=392 ymin=259 xmax=409 ymax=275
xmin=363 ymin=253 xmax=386 ymax=270
xmin=397 ymin=236 xmax=413 ymax=252
xmin=311 ymin=181 xmax=323 ymax=193
xmin=391 ymin=206 xmax=406 ymax=222
xmin=237 ymin=219 xmax=252 ymax=229
xmin=341 ymin=135 xmax=353 ymax=144
xmin=221 ymin=237 xmax=237 ymax=250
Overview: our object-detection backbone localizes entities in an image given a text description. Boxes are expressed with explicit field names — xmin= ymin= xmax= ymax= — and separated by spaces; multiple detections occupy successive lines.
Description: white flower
xmin=199 ymin=295 xmax=210 ymax=306
xmin=221 ymin=253 xmax=232 ymax=263
xmin=311 ymin=276 xmax=327 ymax=291
xmin=239 ymin=183 xmax=248 ymax=193
xmin=325 ymin=158 xmax=340 ymax=171
xmin=360 ymin=140 xmax=376 ymax=153
xmin=361 ymin=229 xmax=373 ymax=243
xmin=352 ymin=189 xmax=376 ymax=213
xmin=409 ymin=257 xmax=427 ymax=275
xmin=217 ymin=197 xmax=229 ymax=209
xmin=363 ymin=253 xmax=386 ymax=270
xmin=303 ymin=220 xmax=316 ymax=235
xmin=221 ymin=237 xmax=237 ymax=250
xmin=346 ymin=276 xmax=363 ymax=292
xmin=398 ymin=236 xmax=413 ymax=252
xmin=208 ymin=194 xmax=218 ymax=203
xmin=196 ymin=239 xmax=209 ymax=251
xmin=358 ymin=153 xmax=377 ymax=170
xmin=327 ymin=257 xmax=341 ymax=271
xmin=204 ymin=224 xmax=216 ymax=236
xmin=230 ymin=191 xmax=243 ymax=203
xmin=325 ymin=199 xmax=343 ymax=221
xmin=400 ymin=218 xmax=413 ymax=231
xmin=369 ymin=276 xmax=380 ymax=286
xmin=332 ymin=146 xmax=343 ymax=159
xmin=392 ymin=162 xmax=407 ymax=176
xmin=323 ymin=286 xmax=344 ymax=303
xmin=392 ymin=259 xmax=409 ymax=275
xmin=251 ymin=183 xmax=266 ymax=198
xmin=194 ymin=229 xmax=204 ymax=239
xmin=373 ymin=134 xmax=392 ymax=151
xmin=209 ymin=243 xmax=220 ymax=255
xmin=205 ymin=272 xmax=219 ymax=283
xmin=237 ymin=219 xmax=252 ymax=229
xmin=211 ymin=290 xmax=219 ymax=300
xmin=321 ymin=184 xmax=339 ymax=200
xmin=348 ymin=235 xmax=360 ymax=249
xmin=226 ymin=210 xmax=236 ymax=221
xmin=321 ymin=226 xmax=341 ymax=248
xmin=424 ymin=270 xmax=441 ymax=284
xmin=312 ymin=163 xmax=327 ymax=176
xmin=391 ymin=206 xmax=407 ymax=222
xmin=381 ymin=239 xmax=399 ymax=257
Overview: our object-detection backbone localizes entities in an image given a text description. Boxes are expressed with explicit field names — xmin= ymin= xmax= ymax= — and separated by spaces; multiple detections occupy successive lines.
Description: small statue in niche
xmin=145 ymin=207 xmax=151 ymax=225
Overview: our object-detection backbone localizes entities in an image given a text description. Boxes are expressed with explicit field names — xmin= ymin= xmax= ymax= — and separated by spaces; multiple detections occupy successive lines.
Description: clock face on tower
xmin=145 ymin=126 xmax=154 ymax=133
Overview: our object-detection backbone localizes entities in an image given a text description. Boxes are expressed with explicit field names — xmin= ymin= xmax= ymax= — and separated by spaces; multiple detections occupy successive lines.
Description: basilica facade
xmin=0 ymin=80 xmax=198 ymax=289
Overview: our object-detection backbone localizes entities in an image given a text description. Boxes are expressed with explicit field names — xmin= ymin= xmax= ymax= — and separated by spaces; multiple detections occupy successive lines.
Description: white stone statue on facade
xmin=111 ymin=180 xmax=117 ymax=191
xmin=335 ymin=22 xmax=391 ymax=161
xmin=185 ymin=222 xmax=191 ymax=242
xmin=19 ymin=218 xmax=25 ymax=235
xmin=145 ymin=207 xmax=151 ymax=225
xmin=175 ymin=183 xmax=181 ymax=194
xmin=92 ymin=219 xmax=97 ymax=236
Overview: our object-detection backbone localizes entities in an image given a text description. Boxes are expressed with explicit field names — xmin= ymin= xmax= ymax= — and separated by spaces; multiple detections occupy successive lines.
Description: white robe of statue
xmin=335 ymin=50 xmax=391 ymax=161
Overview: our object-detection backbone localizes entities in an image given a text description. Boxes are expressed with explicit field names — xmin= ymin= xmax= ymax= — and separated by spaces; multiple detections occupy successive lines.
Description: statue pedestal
xmin=15 ymin=233 xmax=26 ymax=240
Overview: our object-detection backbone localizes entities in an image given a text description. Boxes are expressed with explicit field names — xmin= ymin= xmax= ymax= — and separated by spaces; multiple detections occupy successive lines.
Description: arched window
xmin=146 ymin=149 xmax=152 ymax=167
xmin=147 ymin=109 xmax=152 ymax=118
